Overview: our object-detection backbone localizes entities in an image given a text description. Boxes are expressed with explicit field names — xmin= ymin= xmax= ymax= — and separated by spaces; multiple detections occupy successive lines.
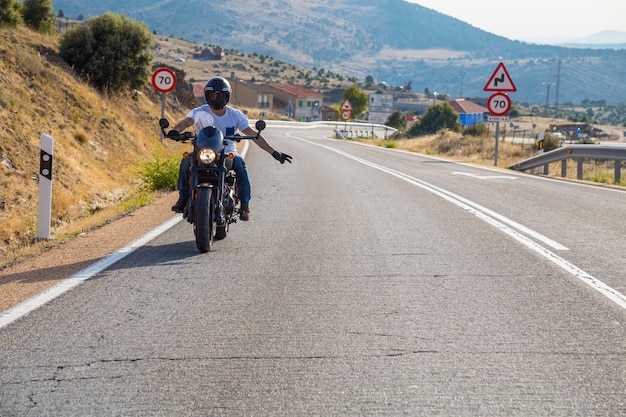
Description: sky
xmin=406 ymin=0 xmax=625 ymax=43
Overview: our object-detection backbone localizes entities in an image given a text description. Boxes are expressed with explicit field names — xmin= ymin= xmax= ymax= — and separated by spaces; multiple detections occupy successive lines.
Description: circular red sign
xmin=487 ymin=92 xmax=511 ymax=116
xmin=341 ymin=110 xmax=351 ymax=121
xmin=151 ymin=68 xmax=177 ymax=93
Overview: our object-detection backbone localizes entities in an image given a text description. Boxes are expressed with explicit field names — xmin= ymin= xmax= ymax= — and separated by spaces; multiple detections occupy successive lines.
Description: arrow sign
xmin=483 ymin=62 xmax=517 ymax=92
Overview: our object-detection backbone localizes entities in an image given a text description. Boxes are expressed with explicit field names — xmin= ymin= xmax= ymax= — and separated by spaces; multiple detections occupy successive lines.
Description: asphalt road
xmin=1 ymin=126 xmax=625 ymax=416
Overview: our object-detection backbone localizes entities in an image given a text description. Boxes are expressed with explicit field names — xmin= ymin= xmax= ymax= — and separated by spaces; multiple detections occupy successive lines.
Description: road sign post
xmin=152 ymin=68 xmax=177 ymax=141
xmin=483 ymin=62 xmax=517 ymax=93
xmin=151 ymin=67 xmax=177 ymax=94
xmin=484 ymin=62 xmax=516 ymax=166
xmin=487 ymin=92 xmax=511 ymax=116
xmin=340 ymin=98 xmax=353 ymax=112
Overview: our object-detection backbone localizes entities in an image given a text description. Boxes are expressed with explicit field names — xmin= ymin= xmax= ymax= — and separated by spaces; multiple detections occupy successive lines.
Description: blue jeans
xmin=177 ymin=154 xmax=251 ymax=204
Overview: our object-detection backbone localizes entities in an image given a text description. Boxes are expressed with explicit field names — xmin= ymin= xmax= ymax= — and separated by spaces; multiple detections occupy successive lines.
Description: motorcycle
xmin=159 ymin=118 xmax=266 ymax=253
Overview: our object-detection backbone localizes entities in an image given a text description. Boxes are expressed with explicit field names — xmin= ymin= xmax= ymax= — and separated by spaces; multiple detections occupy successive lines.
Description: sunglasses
xmin=206 ymin=91 xmax=228 ymax=100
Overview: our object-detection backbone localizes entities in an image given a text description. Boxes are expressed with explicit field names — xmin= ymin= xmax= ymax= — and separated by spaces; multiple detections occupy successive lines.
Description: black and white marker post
xmin=37 ymin=134 xmax=54 ymax=240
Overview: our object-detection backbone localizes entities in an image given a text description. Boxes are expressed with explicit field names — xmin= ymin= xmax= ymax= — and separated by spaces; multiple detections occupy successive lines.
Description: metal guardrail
xmin=261 ymin=120 xmax=398 ymax=139
xmin=510 ymin=144 xmax=626 ymax=183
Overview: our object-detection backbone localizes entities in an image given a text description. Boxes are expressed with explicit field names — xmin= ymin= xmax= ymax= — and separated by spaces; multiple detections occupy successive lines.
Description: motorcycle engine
xmin=223 ymin=186 xmax=236 ymax=215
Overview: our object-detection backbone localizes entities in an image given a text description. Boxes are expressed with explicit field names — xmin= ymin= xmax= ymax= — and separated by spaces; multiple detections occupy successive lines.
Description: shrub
xmin=543 ymin=134 xmax=561 ymax=152
xmin=59 ymin=12 xmax=154 ymax=94
xmin=463 ymin=122 xmax=490 ymax=137
xmin=22 ymin=0 xmax=55 ymax=34
xmin=408 ymin=102 xmax=462 ymax=136
xmin=136 ymin=149 xmax=180 ymax=192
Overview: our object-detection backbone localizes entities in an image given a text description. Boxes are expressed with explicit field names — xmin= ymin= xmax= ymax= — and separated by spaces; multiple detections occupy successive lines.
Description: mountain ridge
xmin=558 ymin=30 xmax=626 ymax=50
xmin=52 ymin=0 xmax=626 ymax=104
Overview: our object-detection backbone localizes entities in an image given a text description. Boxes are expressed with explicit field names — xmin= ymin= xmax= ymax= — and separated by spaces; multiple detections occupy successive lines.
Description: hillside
xmin=52 ymin=0 xmax=626 ymax=105
xmin=0 ymin=26 xmax=324 ymax=268
xmin=0 ymin=27 xmax=189 ymax=265
xmin=153 ymin=35 xmax=356 ymax=92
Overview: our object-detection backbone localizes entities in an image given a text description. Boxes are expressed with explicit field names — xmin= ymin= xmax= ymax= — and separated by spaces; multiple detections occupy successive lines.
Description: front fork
xmin=187 ymin=156 xmax=229 ymax=225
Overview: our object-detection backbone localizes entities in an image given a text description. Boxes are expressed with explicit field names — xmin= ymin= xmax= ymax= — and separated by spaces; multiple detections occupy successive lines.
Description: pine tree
xmin=0 ymin=0 xmax=23 ymax=28
xmin=22 ymin=0 xmax=56 ymax=34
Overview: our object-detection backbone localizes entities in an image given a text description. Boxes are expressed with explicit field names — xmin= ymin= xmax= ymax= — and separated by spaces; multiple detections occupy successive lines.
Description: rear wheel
xmin=194 ymin=188 xmax=215 ymax=252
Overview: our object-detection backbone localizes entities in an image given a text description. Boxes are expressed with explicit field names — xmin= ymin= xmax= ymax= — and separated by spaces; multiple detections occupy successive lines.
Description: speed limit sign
xmin=151 ymin=67 xmax=177 ymax=94
xmin=341 ymin=110 xmax=351 ymax=121
xmin=487 ymin=92 xmax=511 ymax=116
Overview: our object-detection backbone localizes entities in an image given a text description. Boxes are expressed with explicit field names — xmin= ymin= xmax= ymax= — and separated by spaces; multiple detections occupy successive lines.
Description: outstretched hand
xmin=272 ymin=151 xmax=293 ymax=164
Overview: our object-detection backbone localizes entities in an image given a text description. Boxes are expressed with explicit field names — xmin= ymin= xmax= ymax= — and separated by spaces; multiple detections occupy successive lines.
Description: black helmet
xmin=204 ymin=77 xmax=231 ymax=110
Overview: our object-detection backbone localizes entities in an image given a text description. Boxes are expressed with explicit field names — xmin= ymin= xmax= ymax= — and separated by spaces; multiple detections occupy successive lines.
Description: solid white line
xmin=0 ymin=133 xmax=250 ymax=329
xmin=289 ymin=133 xmax=626 ymax=310
xmin=0 ymin=215 xmax=183 ymax=329
xmin=0 ymin=135 xmax=255 ymax=329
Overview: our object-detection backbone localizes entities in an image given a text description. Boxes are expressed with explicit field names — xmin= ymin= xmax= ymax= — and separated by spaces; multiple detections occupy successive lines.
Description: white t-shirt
xmin=186 ymin=105 xmax=250 ymax=153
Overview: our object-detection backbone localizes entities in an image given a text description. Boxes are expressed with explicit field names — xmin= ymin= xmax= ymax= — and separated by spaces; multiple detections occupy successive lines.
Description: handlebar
xmin=224 ymin=134 xmax=258 ymax=142
xmin=158 ymin=118 xmax=266 ymax=143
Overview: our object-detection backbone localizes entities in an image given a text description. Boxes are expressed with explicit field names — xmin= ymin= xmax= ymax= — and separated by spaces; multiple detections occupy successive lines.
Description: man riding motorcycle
xmin=169 ymin=76 xmax=292 ymax=221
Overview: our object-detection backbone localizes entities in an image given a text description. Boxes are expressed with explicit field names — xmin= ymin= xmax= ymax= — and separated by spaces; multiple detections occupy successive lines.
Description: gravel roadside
xmin=0 ymin=192 xmax=180 ymax=313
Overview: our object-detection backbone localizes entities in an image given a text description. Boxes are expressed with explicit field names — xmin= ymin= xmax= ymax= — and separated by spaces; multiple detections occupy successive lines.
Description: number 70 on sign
xmin=151 ymin=67 xmax=177 ymax=94
xmin=487 ymin=92 xmax=511 ymax=117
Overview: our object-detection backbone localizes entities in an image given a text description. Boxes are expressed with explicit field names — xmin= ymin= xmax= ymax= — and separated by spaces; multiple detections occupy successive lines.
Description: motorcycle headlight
xmin=197 ymin=148 xmax=217 ymax=165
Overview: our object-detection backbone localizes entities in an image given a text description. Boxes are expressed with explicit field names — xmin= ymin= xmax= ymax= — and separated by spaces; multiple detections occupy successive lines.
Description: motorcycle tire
xmin=194 ymin=187 xmax=215 ymax=253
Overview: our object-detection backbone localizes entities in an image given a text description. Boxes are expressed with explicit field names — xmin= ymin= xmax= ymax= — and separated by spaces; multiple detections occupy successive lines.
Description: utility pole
xmin=542 ymin=82 xmax=554 ymax=117
xmin=555 ymin=59 xmax=562 ymax=118
xmin=459 ymin=72 xmax=465 ymax=98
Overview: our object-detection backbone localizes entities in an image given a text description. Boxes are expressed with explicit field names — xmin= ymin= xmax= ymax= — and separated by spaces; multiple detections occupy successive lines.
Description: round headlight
xmin=198 ymin=148 xmax=217 ymax=165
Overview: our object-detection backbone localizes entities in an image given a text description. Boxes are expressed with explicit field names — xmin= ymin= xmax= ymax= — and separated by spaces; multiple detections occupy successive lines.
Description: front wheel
xmin=194 ymin=188 xmax=215 ymax=252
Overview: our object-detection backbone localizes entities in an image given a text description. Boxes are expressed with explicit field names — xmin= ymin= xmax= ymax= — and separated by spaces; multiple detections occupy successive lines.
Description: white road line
xmin=0 ymin=215 xmax=183 ymax=329
xmin=0 ymin=141 xmax=255 ymax=329
xmin=289 ymin=133 xmax=626 ymax=310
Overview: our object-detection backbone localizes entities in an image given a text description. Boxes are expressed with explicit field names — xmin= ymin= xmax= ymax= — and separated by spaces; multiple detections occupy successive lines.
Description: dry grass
xmin=363 ymin=130 xmax=625 ymax=186
xmin=367 ymin=130 xmax=535 ymax=167
xmin=0 ymin=27 xmax=189 ymax=269
xmin=0 ymin=28 xmax=297 ymax=270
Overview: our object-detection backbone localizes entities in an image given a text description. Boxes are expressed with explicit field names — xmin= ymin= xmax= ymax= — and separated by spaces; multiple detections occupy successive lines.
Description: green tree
xmin=343 ymin=84 xmax=368 ymax=119
xmin=365 ymin=75 xmax=374 ymax=87
xmin=0 ymin=0 xmax=23 ymax=28
xmin=385 ymin=109 xmax=406 ymax=130
xmin=59 ymin=12 xmax=154 ymax=94
xmin=408 ymin=102 xmax=461 ymax=136
xmin=22 ymin=0 xmax=55 ymax=34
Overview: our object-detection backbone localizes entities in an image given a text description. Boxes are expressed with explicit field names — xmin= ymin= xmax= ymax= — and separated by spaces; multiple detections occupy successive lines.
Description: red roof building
xmin=448 ymin=99 xmax=488 ymax=127
xmin=267 ymin=83 xmax=324 ymax=121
